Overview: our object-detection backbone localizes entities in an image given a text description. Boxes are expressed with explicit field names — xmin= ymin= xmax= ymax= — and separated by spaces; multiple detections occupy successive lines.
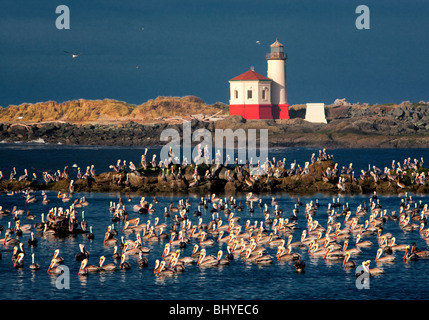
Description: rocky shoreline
xmin=2 ymin=100 xmax=429 ymax=148
xmin=1 ymin=118 xmax=429 ymax=149
xmin=2 ymin=160 xmax=429 ymax=196
xmin=2 ymin=98 xmax=429 ymax=148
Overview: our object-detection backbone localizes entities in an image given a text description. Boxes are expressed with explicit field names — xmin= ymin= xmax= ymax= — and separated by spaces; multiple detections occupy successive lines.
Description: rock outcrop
xmin=1 ymin=98 xmax=429 ymax=148
xmin=2 ymin=159 xmax=428 ymax=196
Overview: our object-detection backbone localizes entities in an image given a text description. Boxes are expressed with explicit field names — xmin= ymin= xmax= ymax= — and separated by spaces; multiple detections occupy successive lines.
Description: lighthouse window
xmin=262 ymin=89 xmax=266 ymax=100
xmin=247 ymin=90 xmax=253 ymax=99
xmin=234 ymin=90 xmax=238 ymax=99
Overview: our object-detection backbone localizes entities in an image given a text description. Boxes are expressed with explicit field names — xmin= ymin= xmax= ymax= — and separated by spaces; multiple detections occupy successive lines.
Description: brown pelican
xmin=217 ymin=250 xmax=230 ymax=265
xmin=294 ymin=256 xmax=306 ymax=272
xmin=362 ymin=260 xmax=384 ymax=275
xmin=169 ymin=231 xmax=186 ymax=248
xmin=389 ymin=237 xmax=408 ymax=252
xmin=171 ymin=250 xmax=192 ymax=265
xmin=323 ymin=245 xmax=344 ymax=260
xmin=78 ymin=259 xmax=89 ymax=275
xmin=42 ymin=223 xmax=57 ymax=236
xmin=342 ymin=252 xmax=356 ymax=269
xmin=138 ymin=252 xmax=149 ymax=268
xmin=375 ymin=248 xmax=395 ymax=264
xmin=355 ymin=234 xmax=373 ymax=248
xmin=12 ymin=243 xmax=24 ymax=261
xmin=112 ymin=246 xmax=121 ymax=260
xmin=277 ymin=245 xmax=300 ymax=261
xmin=87 ymin=226 xmax=94 ymax=240
xmin=51 ymin=249 xmax=64 ymax=265
xmin=29 ymin=253 xmax=40 ymax=270
xmin=170 ymin=256 xmax=185 ymax=273
xmin=254 ymin=251 xmax=274 ymax=264
xmin=119 ymin=254 xmax=131 ymax=270
xmin=199 ymin=232 xmax=215 ymax=246
xmin=190 ymin=244 xmax=202 ymax=261
xmin=342 ymin=240 xmax=362 ymax=256
xmin=13 ymin=253 xmax=24 ymax=268
xmin=85 ymin=260 xmax=100 ymax=273
xmin=26 ymin=210 xmax=35 ymax=220
xmin=267 ymin=234 xmax=285 ymax=247
xmin=2 ymin=231 xmax=19 ymax=247
xmin=42 ymin=194 xmax=50 ymax=205
xmin=243 ymin=248 xmax=259 ymax=264
xmin=80 ymin=211 xmax=87 ymax=231
xmin=217 ymin=230 xmax=230 ymax=243
xmin=410 ymin=242 xmax=429 ymax=258
xmin=75 ymin=244 xmax=90 ymax=262
xmin=403 ymin=246 xmax=419 ymax=262
xmin=309 ymin=242 xmax=328 ymax=257
xmin=27 ymin=232 xmax=38 ymax=247
xmin=287 ymin=234 xmax=306 ymax=248
xmin=104 ymin=226 xmax=118 ymax=245
xmin=155 ymin=260 xmax=176 ymax=276
xmin=48 ymin=259 xmax=64 ymax=274
xmin=34 ymin=213 xmax=46 ymax=230
xmin=197 ymin=250 xmax=218 ymax=267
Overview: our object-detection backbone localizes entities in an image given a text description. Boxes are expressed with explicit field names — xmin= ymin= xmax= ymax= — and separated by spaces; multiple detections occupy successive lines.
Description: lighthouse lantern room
xmin=229 ymin=38 xmax=289 ymax=120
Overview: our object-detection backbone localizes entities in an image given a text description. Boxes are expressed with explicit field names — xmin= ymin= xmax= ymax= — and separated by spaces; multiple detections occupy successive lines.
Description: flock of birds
xmin=4 ymin=148 xmax=426 ymax=197
xmin=1 ymin=150 xmax=429 ymax=298
xmin=1 ymin=183 xmax=429 ymax=282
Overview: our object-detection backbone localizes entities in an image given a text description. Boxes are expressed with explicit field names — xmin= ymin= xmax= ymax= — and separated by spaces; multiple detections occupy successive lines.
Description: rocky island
xmin=1 ymin=96 xmax=429 ymax=148
xmin=2 ymin=154 xmax=429 ymax=196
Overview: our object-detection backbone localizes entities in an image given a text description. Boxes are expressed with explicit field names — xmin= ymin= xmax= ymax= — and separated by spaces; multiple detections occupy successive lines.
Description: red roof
xmin=230 ymin=69 xmax=272 ymax=81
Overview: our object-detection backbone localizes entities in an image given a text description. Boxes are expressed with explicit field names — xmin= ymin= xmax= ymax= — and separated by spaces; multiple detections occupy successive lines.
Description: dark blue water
xmin=1 ymin=144 xmax=429 ymax=300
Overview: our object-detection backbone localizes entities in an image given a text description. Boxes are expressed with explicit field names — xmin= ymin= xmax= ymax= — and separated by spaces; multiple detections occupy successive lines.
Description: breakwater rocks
xmin=2 ymin=160 xmax=429 ymax=196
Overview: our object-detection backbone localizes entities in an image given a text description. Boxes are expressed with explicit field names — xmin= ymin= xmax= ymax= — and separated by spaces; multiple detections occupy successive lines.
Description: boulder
xmin=333 ymin=98 xmax=351 ymax=107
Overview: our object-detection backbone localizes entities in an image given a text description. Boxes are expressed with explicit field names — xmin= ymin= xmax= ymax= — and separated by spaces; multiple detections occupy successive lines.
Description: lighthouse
xmin=266 ymin=38 xmax=289 ymax=119
xmin=228 ymin=38 xmax=289 ymax=120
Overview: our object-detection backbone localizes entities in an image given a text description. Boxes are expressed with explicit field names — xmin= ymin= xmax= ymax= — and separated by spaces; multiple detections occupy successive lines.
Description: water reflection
xmin=78 ymin=274 xmax=88 ymax=287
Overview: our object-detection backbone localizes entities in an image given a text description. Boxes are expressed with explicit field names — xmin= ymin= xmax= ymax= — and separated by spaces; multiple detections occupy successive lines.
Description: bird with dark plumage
xmin=294 ymin=256 xmax=306 ymax=273
xmin=27 ymin=232 xmax=38 ymax=247
xmin=87 ymin=226 xmax=94 ymax=240
xmin=138 ymin=251 xmax=148 ymax=268
xmin=75 ymin=244 xmax=90 ymax=262
xmin=120 ymin=254 xmax=131 ymax=270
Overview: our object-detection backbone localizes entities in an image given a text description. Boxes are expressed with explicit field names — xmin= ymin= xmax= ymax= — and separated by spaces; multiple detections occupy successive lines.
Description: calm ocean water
xmin=1 ymin=144 xmax=429 ymax=300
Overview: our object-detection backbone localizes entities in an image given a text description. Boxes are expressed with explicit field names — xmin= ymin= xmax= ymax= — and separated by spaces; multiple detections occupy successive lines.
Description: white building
xmin=305 ymin=103 xmax=327 ymax=123
xmin=229 ymin=38 xmax=289 ymax=119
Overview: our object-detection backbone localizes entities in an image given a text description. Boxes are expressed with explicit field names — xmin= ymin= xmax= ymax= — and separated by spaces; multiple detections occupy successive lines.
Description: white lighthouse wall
xmin=267 ymin=59 xmax=286 ymax=105
xmin=229 ymin=80 xmax=271 ymax=105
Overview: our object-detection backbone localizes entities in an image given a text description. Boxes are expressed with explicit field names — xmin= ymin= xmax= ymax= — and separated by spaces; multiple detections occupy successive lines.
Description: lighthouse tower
xmin=266 ymin=38 xmax=289 ymax=119
xmin=228 ymin=38 xmax=290 ymax=120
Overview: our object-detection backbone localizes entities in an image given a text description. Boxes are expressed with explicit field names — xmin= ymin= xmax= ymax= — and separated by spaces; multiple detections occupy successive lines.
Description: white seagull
xmin=64 ymin=51 xmax=81 ymax=58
